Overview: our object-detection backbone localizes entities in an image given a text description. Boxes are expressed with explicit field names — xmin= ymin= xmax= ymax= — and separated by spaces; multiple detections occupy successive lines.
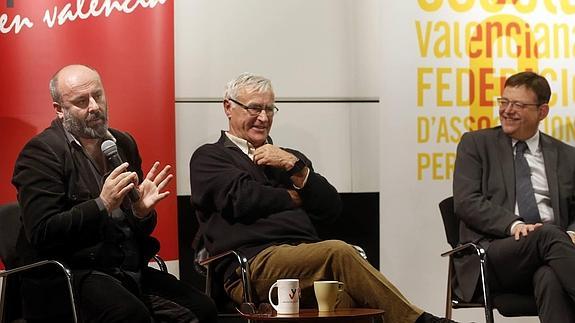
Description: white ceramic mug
xmin=268 ymin=279 xmax=300 ymax=314
xmin=314 ymin=281 xmax=344 ymax=312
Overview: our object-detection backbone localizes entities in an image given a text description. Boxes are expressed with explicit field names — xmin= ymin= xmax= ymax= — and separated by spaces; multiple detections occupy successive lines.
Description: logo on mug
xmin=269 ymin=279 xmax=300 ymax=314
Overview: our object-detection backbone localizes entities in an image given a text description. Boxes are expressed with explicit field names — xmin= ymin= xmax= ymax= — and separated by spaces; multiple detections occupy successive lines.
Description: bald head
xmin=50 ymin=64 xmax=109 ymax=139
xmin=50 ymin=64 xmax=100 ymax=104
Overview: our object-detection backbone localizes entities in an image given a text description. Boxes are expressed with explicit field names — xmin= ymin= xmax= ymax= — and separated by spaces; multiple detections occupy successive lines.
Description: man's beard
xmin=62 ymin=109 xmax=109 ymax=139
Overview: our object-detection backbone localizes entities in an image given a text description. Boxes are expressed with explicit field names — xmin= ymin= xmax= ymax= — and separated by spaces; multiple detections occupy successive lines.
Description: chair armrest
xmin=152 ymin=254 xmax=168 ymax=273
xmin=0 ymin=259 xmax=71 ymax=278
xmin=197 ymin=250 xmax=234 ymax=267
xmin=0 ymin=260 xmax=78 ymax=323
xmin=441 ymin=242 xmax=486 ymax=259
xmin=196 ymin=249 xmax=253 ymax=304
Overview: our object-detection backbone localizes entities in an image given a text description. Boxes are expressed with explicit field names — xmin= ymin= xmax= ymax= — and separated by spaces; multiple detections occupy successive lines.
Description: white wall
xmin=174 ymin=0 xmax=379 ymax=195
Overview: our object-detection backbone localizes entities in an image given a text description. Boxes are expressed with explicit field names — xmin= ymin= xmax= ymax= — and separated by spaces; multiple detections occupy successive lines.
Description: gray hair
xmin=224 ymin=73 xmax=274 ymax=100
xmin=49 ymin=74 xmax=61 ymax=104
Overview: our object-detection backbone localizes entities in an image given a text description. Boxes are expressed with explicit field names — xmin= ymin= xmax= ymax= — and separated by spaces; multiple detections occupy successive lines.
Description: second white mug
xmin=314 ymin=280 xmax=344 ymax=312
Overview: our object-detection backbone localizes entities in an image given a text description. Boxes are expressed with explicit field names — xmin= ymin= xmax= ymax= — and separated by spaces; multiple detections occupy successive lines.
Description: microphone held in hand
xmin=101 ymin=140 xmax=140 ymax=202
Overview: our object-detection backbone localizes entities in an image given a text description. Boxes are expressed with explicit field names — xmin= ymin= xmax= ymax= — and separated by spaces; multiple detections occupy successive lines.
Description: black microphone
xmin=101 ymin=140 xmax=140 ymax=202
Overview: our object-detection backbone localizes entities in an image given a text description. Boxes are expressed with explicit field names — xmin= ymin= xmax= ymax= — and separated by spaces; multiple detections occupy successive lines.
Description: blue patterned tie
xmin=514 ymin=141 xmax=541 ymax=223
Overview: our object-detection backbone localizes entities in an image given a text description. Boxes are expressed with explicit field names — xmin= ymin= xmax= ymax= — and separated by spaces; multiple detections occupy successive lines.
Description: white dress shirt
xmin=512 ymin=131 xmax=553 ymax=223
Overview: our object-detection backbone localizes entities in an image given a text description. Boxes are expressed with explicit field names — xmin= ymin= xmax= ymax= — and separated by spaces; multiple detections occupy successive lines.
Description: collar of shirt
xmin=64 ymin=128 xmax=115 ymax=148
xmin=224 ymin=132 xmax=262 ymax=160
xmin=512 ymin=131 xmax=540 ymax=155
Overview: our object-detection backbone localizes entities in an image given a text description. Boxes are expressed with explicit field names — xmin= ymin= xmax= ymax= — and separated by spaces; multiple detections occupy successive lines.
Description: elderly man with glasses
xmin=189 ymin=72 xmax=458 ymax=323
xmin=453 ymin=71 xmax=575 ymax=322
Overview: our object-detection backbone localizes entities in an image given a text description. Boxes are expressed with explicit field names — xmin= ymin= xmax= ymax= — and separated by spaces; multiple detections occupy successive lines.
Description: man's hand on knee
xmin=512 ymin=223 xmax=543 ymax=241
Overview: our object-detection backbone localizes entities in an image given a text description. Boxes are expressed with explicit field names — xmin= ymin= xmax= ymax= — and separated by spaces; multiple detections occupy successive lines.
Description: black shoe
xmin=416 ymin=312 xmax=460 ymax=323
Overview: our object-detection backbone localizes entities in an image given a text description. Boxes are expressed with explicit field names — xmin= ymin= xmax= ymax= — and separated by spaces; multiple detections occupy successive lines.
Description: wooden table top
xmin=239 ymin=308 xmax=385 ymax=321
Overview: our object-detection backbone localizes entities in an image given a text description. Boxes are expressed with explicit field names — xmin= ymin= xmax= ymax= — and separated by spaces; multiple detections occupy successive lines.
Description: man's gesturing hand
xmin=100 ymin=162 xmax=138 ymax=213
xmin=132 ymin=162 xmax=173 ymax=218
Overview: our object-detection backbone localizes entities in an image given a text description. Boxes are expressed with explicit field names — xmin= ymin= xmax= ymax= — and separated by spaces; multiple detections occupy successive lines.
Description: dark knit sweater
xmin=189 ymin=131 xmax=342 ymax=280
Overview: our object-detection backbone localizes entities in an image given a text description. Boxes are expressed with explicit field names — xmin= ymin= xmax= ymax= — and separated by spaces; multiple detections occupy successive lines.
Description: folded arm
xmin=190 ymin=144 xmax=341 ymax=222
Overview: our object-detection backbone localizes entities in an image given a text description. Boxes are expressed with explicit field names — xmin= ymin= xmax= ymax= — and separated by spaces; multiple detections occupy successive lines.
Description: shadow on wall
xmin=0 ymin=117 xmax=37 ymax=203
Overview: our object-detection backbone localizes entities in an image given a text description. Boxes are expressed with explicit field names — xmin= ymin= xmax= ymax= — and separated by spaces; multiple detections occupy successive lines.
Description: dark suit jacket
xmin=12 ymin=118 xmax=159 ymax=267
xmin=11 ymin=119 xmax=160 ymax=317
xmin=452 ymin=126 xmax=575 ymax=301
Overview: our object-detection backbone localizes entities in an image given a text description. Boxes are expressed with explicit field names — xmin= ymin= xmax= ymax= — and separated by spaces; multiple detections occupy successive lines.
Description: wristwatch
xmin=286 ymin=159 xmax=306 ymax=177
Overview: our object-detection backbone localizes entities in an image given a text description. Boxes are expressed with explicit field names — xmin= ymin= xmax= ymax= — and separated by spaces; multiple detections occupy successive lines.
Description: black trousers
xmin=23 ymin=267 xmax=217 ymax=323
xmin=486 ymin=224 xmax=575 ymax=322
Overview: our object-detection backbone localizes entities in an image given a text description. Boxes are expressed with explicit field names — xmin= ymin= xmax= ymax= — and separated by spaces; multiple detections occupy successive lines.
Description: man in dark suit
xmin=453 ymin=71 xmax=575 ymax=322
xmin=12 ymin=64 xmax=216 ymax=323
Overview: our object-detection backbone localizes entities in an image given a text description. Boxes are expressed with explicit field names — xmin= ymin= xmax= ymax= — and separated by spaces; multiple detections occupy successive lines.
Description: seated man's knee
xmin=320 ymin=240 xmax=356 ymax=254
xmin=319 ymin=240 xmax=364 ymax=264
xmin=533 ymin=224 xmax=571 ymax=243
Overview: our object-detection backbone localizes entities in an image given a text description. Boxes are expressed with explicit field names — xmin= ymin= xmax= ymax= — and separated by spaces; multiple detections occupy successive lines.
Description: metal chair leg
xmin=63 ymin=268 xmax=78 ymax=323
xmin=445 ymin=260 xmax=453 ymax=319
xmin=0 ymin=275 xmax=7 ymax=323
xmin=478 ymin=248 xmax=494 ymax=323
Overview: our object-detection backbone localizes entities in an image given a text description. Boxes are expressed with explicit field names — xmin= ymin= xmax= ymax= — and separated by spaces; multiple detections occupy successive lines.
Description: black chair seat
xmin=451 ymin=300 xmax=485 ymax=309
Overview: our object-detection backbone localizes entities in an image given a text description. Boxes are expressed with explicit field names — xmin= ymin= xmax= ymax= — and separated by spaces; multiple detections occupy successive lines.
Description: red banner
xmin=0 ymin=0 xmax=177 ymax=260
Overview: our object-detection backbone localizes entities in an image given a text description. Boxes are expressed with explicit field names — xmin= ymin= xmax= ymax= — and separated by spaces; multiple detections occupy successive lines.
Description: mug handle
xmin=268 ymin=282 xmax=280 ymax=311
xmin=338 ymin=282 xmax=344 ymax=292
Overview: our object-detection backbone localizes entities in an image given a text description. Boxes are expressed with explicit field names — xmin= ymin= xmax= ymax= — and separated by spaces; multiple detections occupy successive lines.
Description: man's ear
xmin=538 ymin=103 xmax=549 ymax=121
xmin=223 ymin=99 xmax=232 ymax=119
xmin=53 ymin=102 xmax=64 ymax=119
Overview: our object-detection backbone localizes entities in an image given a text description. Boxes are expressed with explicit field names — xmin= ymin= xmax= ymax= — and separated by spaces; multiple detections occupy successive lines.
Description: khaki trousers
xmin=225 ymin=240 xmax=423 ymax=323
